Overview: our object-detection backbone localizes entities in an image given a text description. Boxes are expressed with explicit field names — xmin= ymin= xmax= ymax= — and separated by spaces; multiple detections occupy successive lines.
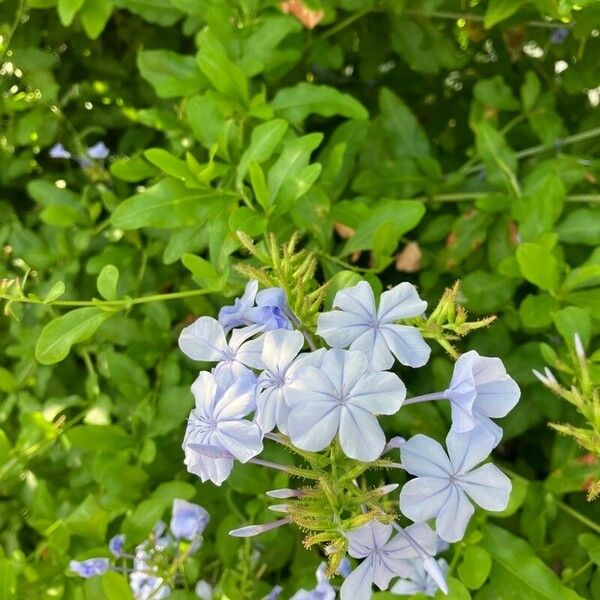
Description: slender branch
xmin=556 ymin=500 xmax=600 ymax=536
xmin=321 ymin=6 xmax=374 ymax=39
xmin=0 ymin=0 xmax=26 ymax=63
xmin=404 ymin=391 xmax=447 ymax=406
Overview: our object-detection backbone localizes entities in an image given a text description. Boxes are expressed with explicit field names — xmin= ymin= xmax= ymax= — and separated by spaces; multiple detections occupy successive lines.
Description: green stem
xmin=405 ymin=8 xmax=572 ymax=29
xmin=556 ymin=500 xmax=600 ymax=535
xmin=563 ymin=560 xmax=593 ymax=583
xmin=0 ymin=0 xmax=26 ymax=63
xmin=411 ymin=193 xmax=600 ymax=204
xmin=0 ymin=287 xmax=213 ymax=309
xmin=321 ymin=6 xmax=374 ymax=39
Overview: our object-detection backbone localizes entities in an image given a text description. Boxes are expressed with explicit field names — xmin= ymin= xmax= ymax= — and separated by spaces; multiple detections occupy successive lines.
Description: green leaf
xmin=579 ymin=533 xmax=600 ymax=566
xmin=35 ymin=307 xmax=115 ymax=365
xmin=553 ymin=306 xmax=591 ymax=348
xmin=97 ymin=265 xmax=119 ymax=300
xmin=65 ymin=495 xmax=110 ymax=541
xmin=268 ymin=133 xmax=323 ymax=210
xmin=342 ymin=200 xmax=425 ymax=255
xmin=461 ymin=271 xmax=516 ymax=313
xmin=434 ymin=577 xmax=471 ymax=599
xmin=474 ymin=76 xmax=520 ymax=111
xmin=556 ymin=209 xmax=600 ymax=245
xmin=58 ymin=0 xmax=85 ymax=26
xmin=249 ymin=162 xmax=270 ymax=211
xmin=43 ymin=281 xmax=66 ymax=304
xmin=68 ymin=424 xmax=131 ymax=451
xmin=181 ymin=254 xmax=227 ymax=289
xmin=102 ymin=572 xmax=134 ymax=600
xmin=112 ymin=178 xmax=235 ymax=229
xmin=519 ymin=293 xmax=559 ymax=329
xmin=481 ymin=524 xmax=584 ymax=599
xmin=79 ymin=0 xmax=113 ymax=39
xmin=122 ymin=481 xmax=195 ymax=540
xmin=475 ymin=122 xmax=518 ymax=193
xmin=197 ymin=28 xmax=248 ymax=103
xmin=484 ymin=0 xmax=524 ymax=28
xmin=110 ymin=155 xmax=157 ymax=182
xmin=379 ymin=88 xmax=430 ymax=157
xmin=0 ymin=367 xmax=16 ymax=393
xmin=236 ymin=119 xmax=288 ymax=188
xmin=144 ymin=148 xmax=193 ymax=180
xmin=186 ymin=93 xmax=228 ymax=151
xmin=458 ymin=546 xmax=492 ymax=590
xmin=138 ymin=49 xmax=205 ymax=98
xmin=516 ymin=242 xmax=562 ymax=292
xmin=271 ymin=83 xmax=368 ymax=124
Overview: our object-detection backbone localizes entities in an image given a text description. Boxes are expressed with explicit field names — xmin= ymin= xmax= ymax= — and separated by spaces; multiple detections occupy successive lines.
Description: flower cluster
xmin=70 ymin=499 xmax=210 ymax=600
xmin=179 ymin=279 xmax=521 ymax=599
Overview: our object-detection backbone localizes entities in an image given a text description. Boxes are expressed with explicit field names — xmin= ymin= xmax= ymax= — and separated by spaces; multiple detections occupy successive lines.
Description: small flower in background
xmin=183 ymin=371 xmax=263 ymax=485
xmin=69 ymin=557 xmax=110 ymax=578
xmin=86 ymin=141 xmax=110 ymax=159
xmin=49 ymin=143 xmax=72 ymax=159
xmin=218 ymin=280 xmax=292 ymax=332
xmin=340 ymin=521 xmax=437 ymax=599
xmin=108 ymin=533 xmax=126 ymax=557
xmin=170 ymin=499 xmax=210 ymax=540
xmin=195 ymin=580 xmax=213 ymax=600
xmin=286 ymin=348 xmax=406 ymax=461
xmin=391 ymin=558 xmax=449 ymax=597
xmin=48 ymin=141 xmax=110 ymax=165
xmin=444 ymin=350 xmax=520 ymax=440
xmin=399 ymin=427 xmax=511 ymax=542
xmin=280 ymin=0 xmax=325 ymax=29
xmin=317 ymin=281 xmax=431 ymax=370
xmin=290 ymin=562 xmax=335 ymax=600
xmin=551 ymin=27 xmax=569 ymax=45
xmin=129 ymin=572 xmax=170 ymax=600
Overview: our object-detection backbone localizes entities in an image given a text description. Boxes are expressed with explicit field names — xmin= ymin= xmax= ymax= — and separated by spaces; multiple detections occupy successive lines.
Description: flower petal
xmin=457 ymin=463 xmax=511 ymax=511
xmin=316 ymin=310 xmax=370 ymax=348
xmin=347 ymin=371 xmax=405 ymax=414
xmin=339 ymin=408 xmax=385 ymax=461
xmin=214 ymin=420 xmax=263 ymax=463
xmin=377 ymin=282 xmax=427 ymax=322
xmin=435 ymin=485 xmax=474 ymax=542
xmin=474 ymin=377 xmax=521 ymax=418
xmin=380 ymin=324 xmax=431 ymax=368
xmin=347 ymin=521 xmax=393 ymax=558
xmin=179 ymin=316 xmax=228 ymax=361
xmin=400 ymin=435 xmax=452 ymax=477
xmin=399 ymin=477 xmax=451 ymax=522
xmin=340 ymin=556 xmax=374 ymax=600
xmin=321 ymin=348 xmax=367 ymax=394
xmin=261 ymin=329 xmax=304 ymax=374
xmin=190 ymin=371 xmax=219 ymax=418
xmin=287 ymin=401 xmax=340 ymax=452
xmin=446 ymin=426 xmax=496 ymax=475
xmin=214 ymin=374 xmax=256 ymax=420
xmin=333 ymin=281 xmax=377 ymax=318
xmin=350 ymin=328 xmax=394 ymax=372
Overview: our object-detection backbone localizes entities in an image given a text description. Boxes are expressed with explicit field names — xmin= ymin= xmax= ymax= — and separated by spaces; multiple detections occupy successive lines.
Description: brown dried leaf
xmin=395 ymin=241 xmax=422 ymax=273
xmin=280 ymin=0 xmax=325 ymax=29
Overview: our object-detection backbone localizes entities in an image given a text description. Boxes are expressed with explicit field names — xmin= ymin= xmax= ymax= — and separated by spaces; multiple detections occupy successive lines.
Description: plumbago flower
xmin=70 ymin=499 xmax=211 ymax=598
xmin=176 ymin=268 xmax=521 ymax=600
xmin=399 ymin=427 xmax=511 ymax=542
xmin=286 ymin=348 xmax=406 ymax=461
xmin=317 ymin=281 xmax=431 ymax=370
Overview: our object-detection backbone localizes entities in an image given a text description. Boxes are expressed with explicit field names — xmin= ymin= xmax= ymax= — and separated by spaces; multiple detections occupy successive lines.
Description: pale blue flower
xmin=340 ymin=521 xmax=437 ymax=600
xmin=49 ymin=143 xmax=72 ymax=159
xmin=179 ymin=316 xmax=265 ymax=378
xmin=195 ymin=580 xmax=213 ymax=600
xmin=69 ymin=558 xmax=110 ymax=578
xmin=87 ymin=141 xmax=110 ymax=159
xmin=399 ymin=427 xmax=511 ymax=543
xmin=183 ymin=371 xmax=263 ymax=485
xmin=338 ymin=557 xmax=352 ymax=578
xmin=290 ymin=562 xmax=335 ymax=600
xmin=317 ymin=281 xmax=430 ymax=371
xmin=219 ymin=281 xmax=291 ymax=332
xmin=267 ymin=585 xmax=283 ymax=600
xmin=108 ymin=534 xmax=125 ymax=557
xmin=391 ymin=558 xmax=449 ymax=597
xmin=170 ymin=499 xmax=209 ymax=540
xmin=550 ymin=27 xmax=569 ymax=44
xmin=255 ymin=330 xmax=326 ymax=434
xmin=219 ymin=280 xmax=259 ymax=331
xmin=445 ymin=350 xmax=520 ymax=442
xmin=129 ymin=572 xmax=170 ymax=600
xmin=286 ymin=349 xmax=406 ymax=461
